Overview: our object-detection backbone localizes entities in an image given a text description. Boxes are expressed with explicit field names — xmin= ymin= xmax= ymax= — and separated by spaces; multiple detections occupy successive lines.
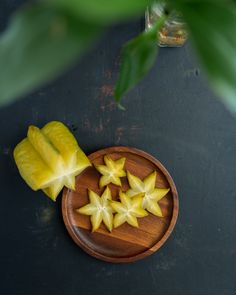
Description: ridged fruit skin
xmin=14 ymin=121 xmax=91 ymax=201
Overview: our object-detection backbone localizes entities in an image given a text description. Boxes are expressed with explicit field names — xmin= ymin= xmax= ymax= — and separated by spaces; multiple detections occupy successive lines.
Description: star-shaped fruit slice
xmin=95 ymin=155 xmax=126 ymax=188
xmin=76 ymin=187 xmax=114 ymax=232
xmin=110 ymin=191 xmax=148 ymax=228
xmin=126 ymin=171 xmax=169 ymax=217
xmin=14 ymin=121 xmax=91 ymax=201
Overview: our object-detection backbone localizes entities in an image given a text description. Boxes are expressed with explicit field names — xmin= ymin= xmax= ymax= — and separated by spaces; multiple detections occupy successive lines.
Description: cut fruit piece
xmin=126 ymin=171 xmax=170 ymax=217
xmin=110 ymin=191 xmax=147 ymax=229
xmin=13 ymin=121 xmax=91 ymax=201
xmin=95 ymin=155 xmax=126 ymax=188
xmin=76 ymin=187 xmax=114 ymax=232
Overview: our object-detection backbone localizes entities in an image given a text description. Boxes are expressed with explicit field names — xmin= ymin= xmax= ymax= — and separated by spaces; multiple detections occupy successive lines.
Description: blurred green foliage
xmin=0 ymin=0 xmax=236 ymax=114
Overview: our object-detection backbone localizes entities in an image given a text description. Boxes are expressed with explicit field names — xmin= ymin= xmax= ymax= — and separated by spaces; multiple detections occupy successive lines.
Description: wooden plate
xmin=62 ymin=146 xmax=179 ymax=263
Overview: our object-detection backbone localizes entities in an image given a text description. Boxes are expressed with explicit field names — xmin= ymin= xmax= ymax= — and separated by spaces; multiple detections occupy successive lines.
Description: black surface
xmin=1 ymin=1 xmax=236 ymax=295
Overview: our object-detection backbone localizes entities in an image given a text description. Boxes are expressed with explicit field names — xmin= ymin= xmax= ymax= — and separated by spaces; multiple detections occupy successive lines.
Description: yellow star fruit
xmin=13 ymin=121 xmax=91 ymax=201
xmin=110 ymin=191 xmax=147 ymax=228
xmin=95 ymin=155 xmax=126 ymax=188
xmin=77 ymin=187 xmax=113 ymax=232
xmin=126 ymin=171 xmax=169 ymax=217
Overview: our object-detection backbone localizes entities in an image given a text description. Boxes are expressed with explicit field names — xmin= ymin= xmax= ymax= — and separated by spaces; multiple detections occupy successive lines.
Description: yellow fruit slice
xmin=14 ymin=121 xmax=91 ymax=201
xmin=126 ymin=171 xmax=170 ymax=217
xmin=76 ymin=187 xmax=113 ymax=232
xmin=95 ymin=155 xmax=126 ymax=188
xmin=126 ymin=171 xmax=144 ymax=192
xmin=110 ymin=191 xmax=147 ymax=228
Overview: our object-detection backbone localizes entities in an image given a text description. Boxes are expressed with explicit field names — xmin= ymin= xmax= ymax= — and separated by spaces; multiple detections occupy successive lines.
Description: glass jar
xmin=145 ymin=1 xmax=188 ymax=47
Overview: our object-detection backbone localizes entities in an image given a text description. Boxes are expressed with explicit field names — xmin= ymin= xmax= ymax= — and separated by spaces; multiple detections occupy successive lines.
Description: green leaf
xmin=0 ymin=3 xmax=101 ymax=107
xmin=174 ymin=0 xmax=236 ymax=113
xmin=49 ymin=0 xmax=152 ymax=25
xmin=114 ymin=17 xmax=165 ymax=104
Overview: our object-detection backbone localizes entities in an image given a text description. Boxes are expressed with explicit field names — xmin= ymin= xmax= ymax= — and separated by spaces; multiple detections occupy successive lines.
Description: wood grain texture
xmin=62 ymin=146 xmax=179 ymax=263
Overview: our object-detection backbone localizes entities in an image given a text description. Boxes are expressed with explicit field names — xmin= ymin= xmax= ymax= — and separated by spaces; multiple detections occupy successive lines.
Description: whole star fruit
xmin=13 ymin=121 xmax=91 ymax=201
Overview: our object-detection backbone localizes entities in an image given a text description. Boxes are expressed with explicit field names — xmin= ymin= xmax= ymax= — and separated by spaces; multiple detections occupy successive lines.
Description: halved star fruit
xmin=77 ymin=187 xmax=113 ymax=232
xmin=95 ymin=155 xmax=126 ymax=188
xmin=14 ymin=121 xmax=91 ymax=201
xmin=126 ymin=171 xmax=169 ymax=217
xmin=110 ymin=191 xmax=148 ymax=228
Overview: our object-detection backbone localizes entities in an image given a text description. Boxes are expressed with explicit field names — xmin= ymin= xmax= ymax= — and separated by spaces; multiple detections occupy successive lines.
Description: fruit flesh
xmin=77 ymin=187 xmax=114 ymax=232
xmin=126 ymin=171 xmax=169 ymax=217
xmin=110 ymin=191 xmax=147 ymax=228
xmin=95 ymin=155 xmax=126 ymax=188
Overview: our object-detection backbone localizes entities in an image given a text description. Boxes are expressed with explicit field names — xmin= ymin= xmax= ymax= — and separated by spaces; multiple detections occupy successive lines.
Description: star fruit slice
xmin=77 ymin=187 xmax=114 ymax=232
xmin=14 ymin=121 xmax=91 ymax=201
xmin=95 ymin=155 xmax=126 ymax=188
xmin=110 ymin=191 xmax=148 ymax=228
xmin=126 ymin=171 xmax=170 ymax=217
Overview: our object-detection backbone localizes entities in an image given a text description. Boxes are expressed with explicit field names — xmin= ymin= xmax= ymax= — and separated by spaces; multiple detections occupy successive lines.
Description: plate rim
xmin=62 ymin=146 xmax=179 ymax=263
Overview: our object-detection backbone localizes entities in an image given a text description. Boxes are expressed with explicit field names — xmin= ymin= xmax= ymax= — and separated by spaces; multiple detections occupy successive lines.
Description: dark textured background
xmin=0 ymin=1 xmax=236 ymax=294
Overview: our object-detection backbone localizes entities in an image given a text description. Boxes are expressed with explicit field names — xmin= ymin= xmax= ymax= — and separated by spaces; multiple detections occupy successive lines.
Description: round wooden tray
xmin=62 ymin=146 xmax=179 ymax=263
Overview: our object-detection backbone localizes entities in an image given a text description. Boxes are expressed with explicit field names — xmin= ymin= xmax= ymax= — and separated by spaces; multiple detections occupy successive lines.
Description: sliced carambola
xmin=95 ymin=155 xmax=126 ymax=187
xmin=77 ymin=187 xmax=113 ymax=232
xmin=110 ymin=191 xmax=147 ymax=228
xmin=126 ymin=171 xmax=169 ymax=217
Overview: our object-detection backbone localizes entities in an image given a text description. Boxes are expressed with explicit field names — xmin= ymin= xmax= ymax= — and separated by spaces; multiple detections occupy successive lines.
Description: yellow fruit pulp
xmin=110 ymin=191 xmax=147 ymax=228
xmin=126 ymin=171 xmax=169 ymax=217
xmin=95 ymin=155 xmax=126 ymax=188
xmin=77 ymin=187 xmax=114 ymax=232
